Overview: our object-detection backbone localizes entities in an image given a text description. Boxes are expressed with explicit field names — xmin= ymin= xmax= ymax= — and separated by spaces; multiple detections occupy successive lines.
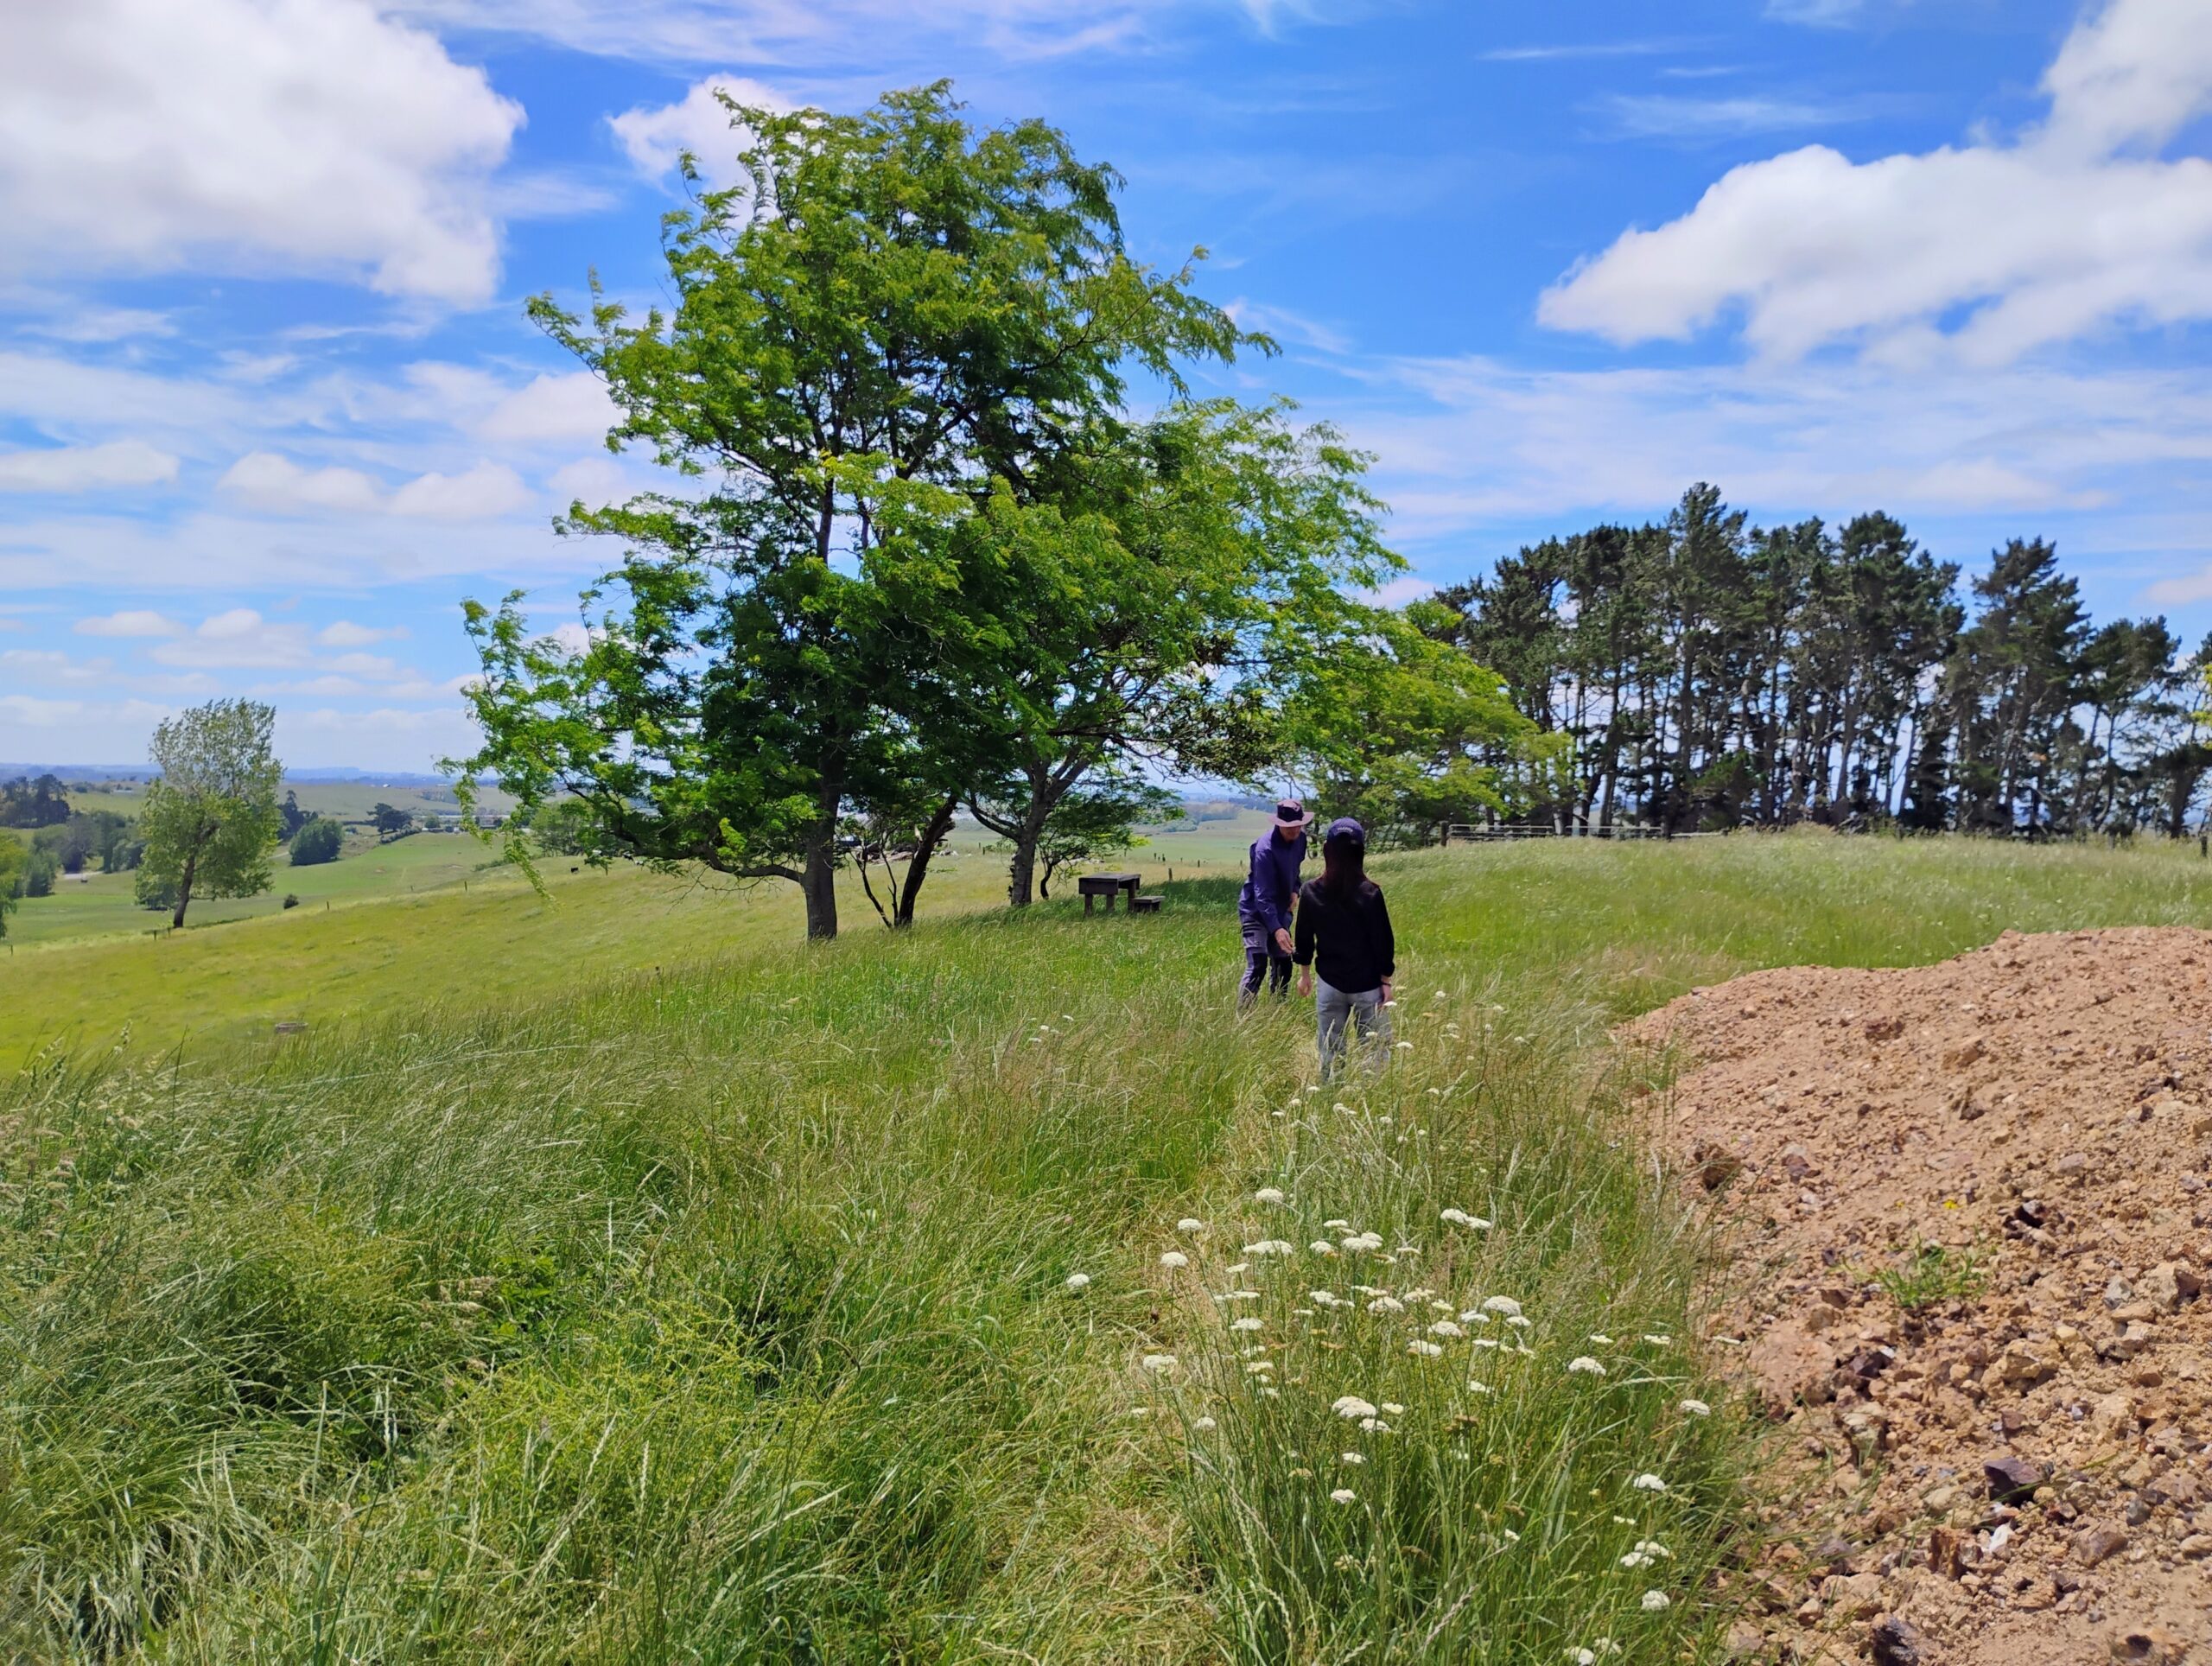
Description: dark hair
xmin=1320 ymin=830 xmax=1365 ymax=898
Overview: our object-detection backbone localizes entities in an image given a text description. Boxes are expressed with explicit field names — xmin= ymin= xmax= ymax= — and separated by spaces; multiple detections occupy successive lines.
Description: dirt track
xmin=1630 ymin=929 xmax=2212 ymax=1665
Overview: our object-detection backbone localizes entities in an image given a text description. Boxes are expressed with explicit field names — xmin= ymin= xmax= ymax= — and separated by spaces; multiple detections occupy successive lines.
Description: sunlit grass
xmin=5 ymin=831 xmax=2209 ymax=1660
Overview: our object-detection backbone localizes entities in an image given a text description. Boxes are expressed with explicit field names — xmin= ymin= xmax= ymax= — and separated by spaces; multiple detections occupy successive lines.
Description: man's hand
xmin=1381 ymin=980 xmax=1394 ymax=1005
xmin=1274 ymin=927 xmax=1293 ymax=956
xmin=1298 ymin=970 xmax=1313 ymax=997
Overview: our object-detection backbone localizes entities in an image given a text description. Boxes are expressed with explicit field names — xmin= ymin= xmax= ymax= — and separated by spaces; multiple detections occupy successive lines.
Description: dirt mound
xmin=1630 ymin=928 xmax=2212 ymax=1665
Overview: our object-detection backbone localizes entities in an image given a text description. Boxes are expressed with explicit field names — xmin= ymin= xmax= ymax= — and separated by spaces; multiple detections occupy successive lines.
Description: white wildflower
xmin=1467 ymin=1379 xmax=1491 ymax=1395
xmin=1567 ymin=1356 xmax=1606 ymax=1377
xmin=1322 ymin=1218 xmax=1351 ymax=1230
xmin=1461 ymin=1309 xmax=1491 ymax=1324
xmin=1330 ymin=1487 xmax=1357 ymax=1505
xmin=1339 ymin=1451 xmax=1365 ymax=1466
xmin=1225 ymin=1262 xmax=1249 ymax=1275
xmin=1230 ymin=1316 xmax=1263 ymax=1332
xmin=1243 ymin=1360 xmax=1274 ymax=1375
xmin=1065 ymin=1273 xmax=1092 ymax=1293
xmin=1330 ymin=1396 xmax=1377 ymax=1421
xmin=1643 ymin=1334 xmax=1672 ymax=1346
xmin=1587 ymin=1333 xmax=1614 ymax=1346
xmin=1429 ymin=1320 xmax=1465 ymax=1339
xmin=1309 ymin=1290 xmax=1343 ymax=1308
xmin=1403 ymin=1288 xmax=1434 ymax=1302
xmin=1428 ymin=1299 xmax=1455 ymax=1313
xmin=1341 ymin=1231 xmax=1384 ymax=1253
xmin=1480 ymin=1296 xmax=1522 ymax=1318
xmin=1619 ymin=1551 xmax=1653 ymax=1569
xmin=1254 ymin=1187 xmax=1286 ymax=1205
xmin=1141 ymin=1353 xmax=1179 ymax=1373
xmin=1365 ymin=1295 xmax=1405 ymax=1314
xmin=1470 ymin=1337 xmax=1499 ymax=1350
xmin=1440 ymin=1208 xmax=1492 ymax=1230
xmin=1640 ymin=1591 xmax=1669 ymax=1612
xmin=1310 ymin=1241 xmax=1338 ymax=1256
xmin=1630 ymin=1473 xmax=1667 ymax=1492
xmin=1159 ymin=1250 xmax=1188 ymax=1269
xmin=1408 ymin=1339 xmax=1445 ymax=1358
xmin=1634 ymin=1539 xmax=1672 ymax=1559
xmin=1192 ymin=1415 xmax=1217 ymax=1432
xmin=1394 ymin=1041 xmax=1413 ymax=1051
xmin=1176 ymin=1218 xmax=1206 ymax=1233
xmin=1243 ymin=1239 xmax=1295 ymax=1257
xmin=1678 ymin=1398 xmax=1712 ymax=1418
xmin=1380 ymin=1402 xmax=1404 ymax=1415
xmin=1567 ymin=1651 xmax=1597 ymax=1666
xmin=1503 ymin=1314 xmax=1532 ymax=1329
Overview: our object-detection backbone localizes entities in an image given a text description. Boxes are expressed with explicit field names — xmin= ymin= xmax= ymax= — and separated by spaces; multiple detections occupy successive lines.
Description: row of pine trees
xmin=1428 ymin=485 xmax=2209 ymax=837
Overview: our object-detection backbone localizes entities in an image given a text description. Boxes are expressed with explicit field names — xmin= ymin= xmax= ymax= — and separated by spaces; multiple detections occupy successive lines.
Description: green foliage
xmin=133 ymin=699 xmax=284 ymax=929
xmin=289 ymin=817 xmax=343 ymax=866
xmin=0 ymin=837 xmax=20 ymax=937
xmin=1287 ymin=604 xmax=1531 ymax=845
xmin=453 ymin=83 xmax=1268 ymax=941
xmin=369 ymin=801 xmax=413 ymax=838
xmin=22 ymin=849 xmax=57 ymax=898
xmin=1874 ymin=1242 xmax=1986 ymax=1313
xmin=0 ymin=772 xmax=70 ymax=829
xmin=1032 ymin=772 xmax=1179 ymax=899
xmin=525 ymin=796 xmax=620 ymax=859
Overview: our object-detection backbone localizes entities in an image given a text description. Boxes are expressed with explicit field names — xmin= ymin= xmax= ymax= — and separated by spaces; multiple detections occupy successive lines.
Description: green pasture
xmin=5 ymin=834 xmax=2209 ymax=1662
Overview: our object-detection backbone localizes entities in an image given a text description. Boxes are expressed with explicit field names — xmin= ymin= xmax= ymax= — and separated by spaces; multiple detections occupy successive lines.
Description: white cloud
xmin=391 ymin=461 xmax=531 ymax=518
xmin=0 ymin=440 xmax=178 ymax=493
xmin=1542 ymin=0 xmax=2212 ymax=364
xmin=0 ymin=0 xmax=522 ymax=302
xmin=76 ymin=609 xmax=184 ymax=639
xmin=219 ymin=453 xmax=385 ymax=514
xmin=317 ymin=621 xmax=408 ymax=648
xmin=1594 ymin=93 xmax=1890 ymax=139
xmin=478 ymin=372 xmax=620 ymax=445
xmin=610 ymin=76 xmax=794 ymax=186
xmin=0 ymin=647 xmax=113 ymax=686
xmin=218 ymin=453 xmax=532 ymax=520
xmin=142 ymin=609 xmax=411 ymax=679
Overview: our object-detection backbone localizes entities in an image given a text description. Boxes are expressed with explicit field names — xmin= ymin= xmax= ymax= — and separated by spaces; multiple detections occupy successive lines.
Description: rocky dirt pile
xmin=1628 ymin=928 xmax=2212 ymax=1665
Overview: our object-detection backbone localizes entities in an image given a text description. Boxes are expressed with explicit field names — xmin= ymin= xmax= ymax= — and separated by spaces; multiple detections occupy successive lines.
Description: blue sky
xmin=3 ymin=0 xmax=2209 ymax=769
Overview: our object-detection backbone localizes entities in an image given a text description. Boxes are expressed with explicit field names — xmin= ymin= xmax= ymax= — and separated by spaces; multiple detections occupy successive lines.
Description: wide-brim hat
xmin=1272 ymin=799 xmax=1312 ymax=831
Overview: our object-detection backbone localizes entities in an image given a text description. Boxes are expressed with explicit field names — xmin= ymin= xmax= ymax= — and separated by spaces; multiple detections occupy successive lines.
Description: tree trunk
xmin=892 ymin=793 xmax=959 ymax=927
xmin=171 ymin=832 xmax=204 ymax=929
xmin=800 ymin=779 xmax=842 ymax=940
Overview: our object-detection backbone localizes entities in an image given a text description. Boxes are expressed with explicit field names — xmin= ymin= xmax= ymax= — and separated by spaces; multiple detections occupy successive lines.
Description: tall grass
xmin=7 ymin=834 xmax=2208 ymax=1661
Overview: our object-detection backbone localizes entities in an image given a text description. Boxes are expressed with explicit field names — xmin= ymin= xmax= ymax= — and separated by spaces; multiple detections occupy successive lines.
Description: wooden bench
xmin=1129 ymin=894 xmax=1162 ymax=914
xmin=1077 ymin=872 xmax=1142 ymax=915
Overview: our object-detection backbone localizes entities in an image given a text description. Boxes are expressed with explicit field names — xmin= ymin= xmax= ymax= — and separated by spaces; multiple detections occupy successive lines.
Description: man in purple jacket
xmin=1236 ymin=798 xmax=1311 ymax=1008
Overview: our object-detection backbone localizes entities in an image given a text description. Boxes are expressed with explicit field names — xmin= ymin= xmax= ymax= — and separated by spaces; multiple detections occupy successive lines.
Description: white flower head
xmin=1678 ymin=1397 xmax=1712 ymax=1418
xmin=1330 ymin=1487 xmax=1357 ymax=1505
xmin=1467 ymin=1379 xmax=1491 ymax=1395
xmin=1331 ymin=1396 xmax=1377 ymax=1421
xmin=1587 ymin=1333 xmax=1614 ymax=1346
xmin=1568 ymin=1651 xmax=1597 ymax=1666
xmin=1254 ymin=1187 xmax=1286 ymax=1205
xmin=1243 ymin=1239 xmax=1295 ymax=1257
xmin=1365 ymin=1295 xmax=1405 ymax=1314
xmin=1567 ymin=1356 xmax=1606 ymax=1377
xmin=1643 ymin=1334 xmax=1672 ymax=1347
xmin=1342 ymin=1231 xmax=1384 ymax=1253
xmin=1065 ymin=1273 xmax=1092 ymax=1293
xmin=1640 ymin=1591 xmax=1669 ymax=1612
xmin=1358 ymin=1415 xmax=1391 ymax=1432
xmin=1309 ymin=1289 xmax=1343 ymax=1308
xmin=1230 ymin=1316 xmax=1262 ymax=1332
xmin=1408 ymin=1339 xmax=1445 ymax=1358
xmin=1630 ymin=1472 xmax=1667 ymax=1493
xmin=1192 ymin=1415 xmax=1217 ymax=1431
xmin=1339 ymin=1450 xmax=1365 ymax=1465
xmin=1428 ymin=1319 xmax=1465 ymax=1339
xmin=1159 ymin=1250 xmax=1188 ymax=1269
xmin=1503 ymin=1314 xmax=1532 ymax=1329
xmin=1310 ymin=1240 xmax=1338 ymax=1256
xmin=1176 ymin=1218 xmax=1206 ymax=1233
xmin=1141 ymin=1353 xmax=1178 ymax=1373
xmin=1440 ymin=1208 xmax=1492 ymax=1230
xmin=1480 ymin=1296 xmax=1522 ymax=1318
xmin=1323 ymin=1218 xmax=1351 ymax=1230
xmin=1380 ymin=1402 xmax=1404 ymax=1415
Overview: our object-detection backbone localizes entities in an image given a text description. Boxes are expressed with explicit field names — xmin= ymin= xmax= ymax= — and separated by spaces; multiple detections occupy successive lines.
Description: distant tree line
xmin=1428 ymin=484 xmax=2211 ymax=838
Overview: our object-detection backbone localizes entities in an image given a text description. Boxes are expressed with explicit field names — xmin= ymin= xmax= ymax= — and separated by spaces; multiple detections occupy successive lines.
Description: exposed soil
xmin=1628 ymin=928 xmax=2212 ymax=1666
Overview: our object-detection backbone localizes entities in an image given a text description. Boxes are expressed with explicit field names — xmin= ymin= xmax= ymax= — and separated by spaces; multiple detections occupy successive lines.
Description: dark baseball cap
xmin=1325 ymin=817 xmax=1366 ymax=845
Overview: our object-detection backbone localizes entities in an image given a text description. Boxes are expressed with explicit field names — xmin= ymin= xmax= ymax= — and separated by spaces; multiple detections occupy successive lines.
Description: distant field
xmin=60 ymin=774 xmax=518 ymax=825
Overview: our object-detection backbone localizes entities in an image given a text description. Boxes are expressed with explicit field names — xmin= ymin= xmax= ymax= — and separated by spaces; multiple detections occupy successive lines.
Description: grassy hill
xmin=7 ymin=834 xmax=2212 ymax=1660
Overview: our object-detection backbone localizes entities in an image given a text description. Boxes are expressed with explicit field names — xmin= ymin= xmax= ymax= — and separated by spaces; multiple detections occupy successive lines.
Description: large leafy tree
xmin=963 ymin=400 xmax=1395 ymax=905
xmin=134 ymin=699 xmax=283 ymax=929
xmin=454 ymin=84 xmax=1253 ymax=940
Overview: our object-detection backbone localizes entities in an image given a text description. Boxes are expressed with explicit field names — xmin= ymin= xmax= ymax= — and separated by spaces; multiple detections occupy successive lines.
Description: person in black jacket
xmin=1293 ymin=817 xmax=1395 ymax=1078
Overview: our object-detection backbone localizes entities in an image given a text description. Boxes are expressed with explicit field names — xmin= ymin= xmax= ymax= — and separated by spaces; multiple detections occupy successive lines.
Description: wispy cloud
xmin=1478 ymin=39 xmax=1694 ymax=64
xmin=1593 ymin=91 xmax=1893 ymax=139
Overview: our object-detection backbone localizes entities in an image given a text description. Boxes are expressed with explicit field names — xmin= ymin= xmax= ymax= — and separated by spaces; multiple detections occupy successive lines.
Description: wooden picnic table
xmin=1077 ymin=872 xmax=1142 ymax=915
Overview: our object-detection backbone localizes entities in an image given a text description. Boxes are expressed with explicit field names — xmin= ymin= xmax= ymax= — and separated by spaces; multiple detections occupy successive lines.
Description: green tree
xmin=1033 ymin=773 xmax=1179 ymax=900
xmin=453 ymin=84 xmax=1252 ymax=940
xmin=134 ymin=699 xmax=284 ymax=929
xmin=22 ymin=849 xmax=57 ymax=897
xmin=371 ymin=802 xmax=414 ymax=838
xmin=278 ymin=789 xmax=308 ymax=840
xmin=0 ymin=838 xmax=21 ymax=936
xmin=289 ymin=817 xmax=343 ymax=866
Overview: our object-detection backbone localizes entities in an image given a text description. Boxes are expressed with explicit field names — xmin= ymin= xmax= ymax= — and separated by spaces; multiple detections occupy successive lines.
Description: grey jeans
xmin=1316 ymin=977 xmax=1390 ymax=1078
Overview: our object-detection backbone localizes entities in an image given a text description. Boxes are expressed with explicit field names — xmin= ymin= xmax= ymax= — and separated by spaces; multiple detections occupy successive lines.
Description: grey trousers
xmin=1316 ymin=978 xmax=1390 ymax=1078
